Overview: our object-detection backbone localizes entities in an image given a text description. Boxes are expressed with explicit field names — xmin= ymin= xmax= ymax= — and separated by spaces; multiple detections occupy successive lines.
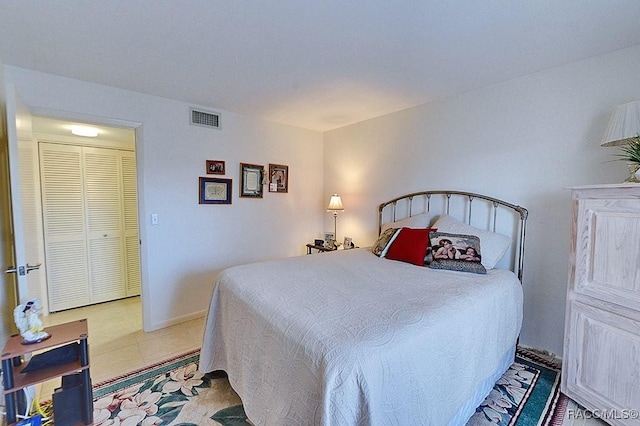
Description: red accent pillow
xmin=385 ymin=228 xmax=435 ymax=266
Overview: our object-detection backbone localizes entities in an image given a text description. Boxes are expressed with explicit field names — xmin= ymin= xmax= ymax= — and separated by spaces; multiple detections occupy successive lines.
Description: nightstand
xmin=306 ymin=243 xmax=336 ymax=254
xmin=1 ymin=319 xmax=93 ymax=425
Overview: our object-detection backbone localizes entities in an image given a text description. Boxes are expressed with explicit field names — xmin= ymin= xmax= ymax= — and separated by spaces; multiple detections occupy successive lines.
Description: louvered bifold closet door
xmin=39 ymin=143 xmax=91 ymax=311
xmin=121 ymin=151 xmax=141 ymax=296
xmin=83 ymin=147 xmax=127 ymax=304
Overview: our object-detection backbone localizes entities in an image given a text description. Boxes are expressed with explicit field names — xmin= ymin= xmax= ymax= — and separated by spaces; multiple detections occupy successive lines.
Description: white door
xmin=40 ymin=143 xmax=141 ymax=311
xmin=121 ymin=151 xmax=141 ymax=296
xmin=3 ymin=85 xmax=43 ymax=306
xmin=83 ymin=146 xmax=127 ymax=303
xmin=39 ymin=143 xmax=91 ymax=311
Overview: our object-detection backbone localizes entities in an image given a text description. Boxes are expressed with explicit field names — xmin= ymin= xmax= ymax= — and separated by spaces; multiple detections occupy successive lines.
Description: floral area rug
xmin=91 ymin=349 xmax=241 ymax=425
xmin=84 ymin=347 xmax=566 ymax=425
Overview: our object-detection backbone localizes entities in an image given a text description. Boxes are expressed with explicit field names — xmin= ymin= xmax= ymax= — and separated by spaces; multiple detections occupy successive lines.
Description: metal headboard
xmin=378 ymin=190 xmax=529 ymax=281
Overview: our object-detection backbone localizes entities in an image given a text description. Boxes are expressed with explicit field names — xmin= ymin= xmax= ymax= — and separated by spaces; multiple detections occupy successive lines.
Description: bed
xmin=199 ymin=190 xmax=528 ymax=425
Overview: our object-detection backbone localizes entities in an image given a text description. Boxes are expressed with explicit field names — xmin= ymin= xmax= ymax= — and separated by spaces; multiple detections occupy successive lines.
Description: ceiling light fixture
xmin=71 ymin=126 xmax=99 ymax=137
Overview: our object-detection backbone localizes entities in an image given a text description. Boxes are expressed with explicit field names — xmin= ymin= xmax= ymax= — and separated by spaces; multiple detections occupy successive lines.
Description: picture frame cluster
xmin=199 ymin=160 xmax=289 ymax=204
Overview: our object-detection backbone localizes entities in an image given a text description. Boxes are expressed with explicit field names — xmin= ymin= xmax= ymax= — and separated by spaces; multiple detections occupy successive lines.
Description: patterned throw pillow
xmin=428 ymin=231 xmax=487 ymax=274
xmin=431 ymin=214 xmax=510 ymax=269
xmin=371 ymin=228 xmax=401 ymax=257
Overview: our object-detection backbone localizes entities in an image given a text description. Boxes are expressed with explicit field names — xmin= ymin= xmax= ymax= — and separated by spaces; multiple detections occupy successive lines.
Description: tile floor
xmin=36 ymin=296 xmax=203 ymax=399
xmin=562 ymin=401 xmax=609 ymax=426
xmin=8 ymin=297 xmax=606 ymax=425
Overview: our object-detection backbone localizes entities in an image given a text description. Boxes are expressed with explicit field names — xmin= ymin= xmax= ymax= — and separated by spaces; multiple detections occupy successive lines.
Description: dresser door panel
xmin=565 ymin=301 xmax=640 ymax=424
xmin=575 ymin=198 xmax=640 ymax=311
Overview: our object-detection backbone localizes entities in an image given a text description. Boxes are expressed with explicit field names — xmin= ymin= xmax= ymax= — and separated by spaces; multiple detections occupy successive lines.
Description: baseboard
xmin=143 ymin=309 xmax=206 ymax=332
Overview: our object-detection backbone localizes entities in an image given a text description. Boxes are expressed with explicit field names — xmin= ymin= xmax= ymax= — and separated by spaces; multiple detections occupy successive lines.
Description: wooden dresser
xmin=562 ymin=184 xmax=640 ymax=425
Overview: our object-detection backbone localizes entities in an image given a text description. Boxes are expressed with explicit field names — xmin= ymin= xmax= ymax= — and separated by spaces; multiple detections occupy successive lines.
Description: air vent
xmin=190 ymin=108 xmax=221 ymax=129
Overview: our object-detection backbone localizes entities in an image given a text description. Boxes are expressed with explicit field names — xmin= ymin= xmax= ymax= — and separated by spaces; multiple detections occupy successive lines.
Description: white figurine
xmin=14 ymin=298 xmax=49 ymax=344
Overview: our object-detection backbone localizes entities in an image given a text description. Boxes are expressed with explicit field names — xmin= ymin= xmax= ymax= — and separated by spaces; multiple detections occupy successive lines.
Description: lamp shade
xmin=326 ymin=194 xmax=344 ymax=212
xmin=601 ymin=101 xmax=640 ymax=147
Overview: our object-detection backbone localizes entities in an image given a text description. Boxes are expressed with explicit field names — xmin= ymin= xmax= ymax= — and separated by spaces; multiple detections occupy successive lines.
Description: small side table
xmin=306 ymin=243 xmax=336 ymax=254
xmin=1 ymin=319 xmax=93 ymax=425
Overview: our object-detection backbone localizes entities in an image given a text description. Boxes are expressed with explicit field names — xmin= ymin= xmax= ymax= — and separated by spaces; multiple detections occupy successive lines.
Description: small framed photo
xmin=343 ymin=236 xmax=353 ymax=249
xmin=240 ymin=163 xmax=264 ymax=198
xmin=324 ymin=232 xmax=335 ymax=248
xmin=206 ymin=160 xmax=225 ymax=175
xmin=268 ymin=163 xmax=289 ymax=193
xmin=199 ymin=177 xmax=232 ymax=204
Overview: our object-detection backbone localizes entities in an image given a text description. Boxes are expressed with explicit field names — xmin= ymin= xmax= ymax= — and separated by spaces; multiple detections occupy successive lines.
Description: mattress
xmin=199 ymin=248 xmax=523 ymax=425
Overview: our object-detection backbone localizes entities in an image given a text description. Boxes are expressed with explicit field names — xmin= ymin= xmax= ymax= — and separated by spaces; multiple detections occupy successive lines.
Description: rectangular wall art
xmin=199 ymin=177 xmax=232 ymax=204
xmin=206 ymin=160 xmax=226 ymax=175
xmin=240 ymin=163 xmax=264 ymax=198
xmin=268 ymin=163 xmax=289 ymax=193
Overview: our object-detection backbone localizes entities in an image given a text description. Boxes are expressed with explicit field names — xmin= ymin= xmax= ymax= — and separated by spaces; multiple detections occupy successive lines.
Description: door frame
xmin=0 ymin=108 xmax=17 ymax=343
xmin=29 ymin=107 xmax=147 ymax=326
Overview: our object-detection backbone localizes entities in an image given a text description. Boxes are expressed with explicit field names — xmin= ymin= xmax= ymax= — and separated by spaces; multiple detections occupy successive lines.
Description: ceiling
xmin=1 ymin=1 xmax=639 ymax=132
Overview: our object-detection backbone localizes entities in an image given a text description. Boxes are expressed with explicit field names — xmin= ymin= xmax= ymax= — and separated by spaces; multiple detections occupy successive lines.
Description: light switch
xmin=151 ymin=213 xmax=159 ymax=225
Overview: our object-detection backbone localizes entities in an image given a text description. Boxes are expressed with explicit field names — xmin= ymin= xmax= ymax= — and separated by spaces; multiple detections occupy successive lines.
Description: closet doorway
xmin=32 ymin=117 xmax=141 ymax=314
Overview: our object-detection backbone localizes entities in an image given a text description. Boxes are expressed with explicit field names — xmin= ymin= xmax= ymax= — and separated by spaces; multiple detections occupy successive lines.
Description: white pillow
xmin=380 ymin=212 xmax=433 ymax=234
xmin=431 ymin=214 xmax=511 ymax=270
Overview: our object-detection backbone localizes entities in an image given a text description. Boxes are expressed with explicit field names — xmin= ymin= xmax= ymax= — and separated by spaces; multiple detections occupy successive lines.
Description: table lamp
xmin=326 ymin=194 xmax=344 ymax=247
xmin=601 ymin=101 xmax=640 ymax=182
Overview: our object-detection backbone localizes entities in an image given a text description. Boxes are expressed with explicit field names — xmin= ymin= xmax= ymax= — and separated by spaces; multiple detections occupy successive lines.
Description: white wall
xmin=4 ymin=66 xmax=325 ymax=331
xmin=324 ymin=44 xmax=640 ymax=356
xmin=5 ymin=44 xmax=640 ymax=354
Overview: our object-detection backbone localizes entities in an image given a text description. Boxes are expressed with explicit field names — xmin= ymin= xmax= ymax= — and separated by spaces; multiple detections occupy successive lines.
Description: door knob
xmin=5 ymin=263 xmax=41 ymax=275
xmin=26 ymin=263 xmax=42 ymax=274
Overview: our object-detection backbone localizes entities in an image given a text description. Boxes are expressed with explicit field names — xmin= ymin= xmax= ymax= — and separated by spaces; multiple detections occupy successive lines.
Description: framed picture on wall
xmin=240 ymin=163 xmax=264 ymax=198
xmin=268 ymin=163 xmax=289 ymax=193
xmin=206 ymin=160 xmax=225 ymax=175
xmin=199 ymin=177 xmax=232 ymax=204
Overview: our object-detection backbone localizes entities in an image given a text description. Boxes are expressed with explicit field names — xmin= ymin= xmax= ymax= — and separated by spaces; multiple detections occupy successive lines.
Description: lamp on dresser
xmin=601 ymin=101 xmax=640 ymax=182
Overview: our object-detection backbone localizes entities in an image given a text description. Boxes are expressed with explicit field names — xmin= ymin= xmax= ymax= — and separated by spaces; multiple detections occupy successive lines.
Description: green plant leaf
xmin=616 ymin=135 xmax=640 ymax=164
xmin=211 ymin=404 xmax=251 ymax=425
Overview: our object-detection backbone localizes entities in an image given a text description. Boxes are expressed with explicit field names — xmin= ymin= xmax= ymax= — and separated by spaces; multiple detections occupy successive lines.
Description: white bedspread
xmin=199 ymin=248 xmax=523 ymax=425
